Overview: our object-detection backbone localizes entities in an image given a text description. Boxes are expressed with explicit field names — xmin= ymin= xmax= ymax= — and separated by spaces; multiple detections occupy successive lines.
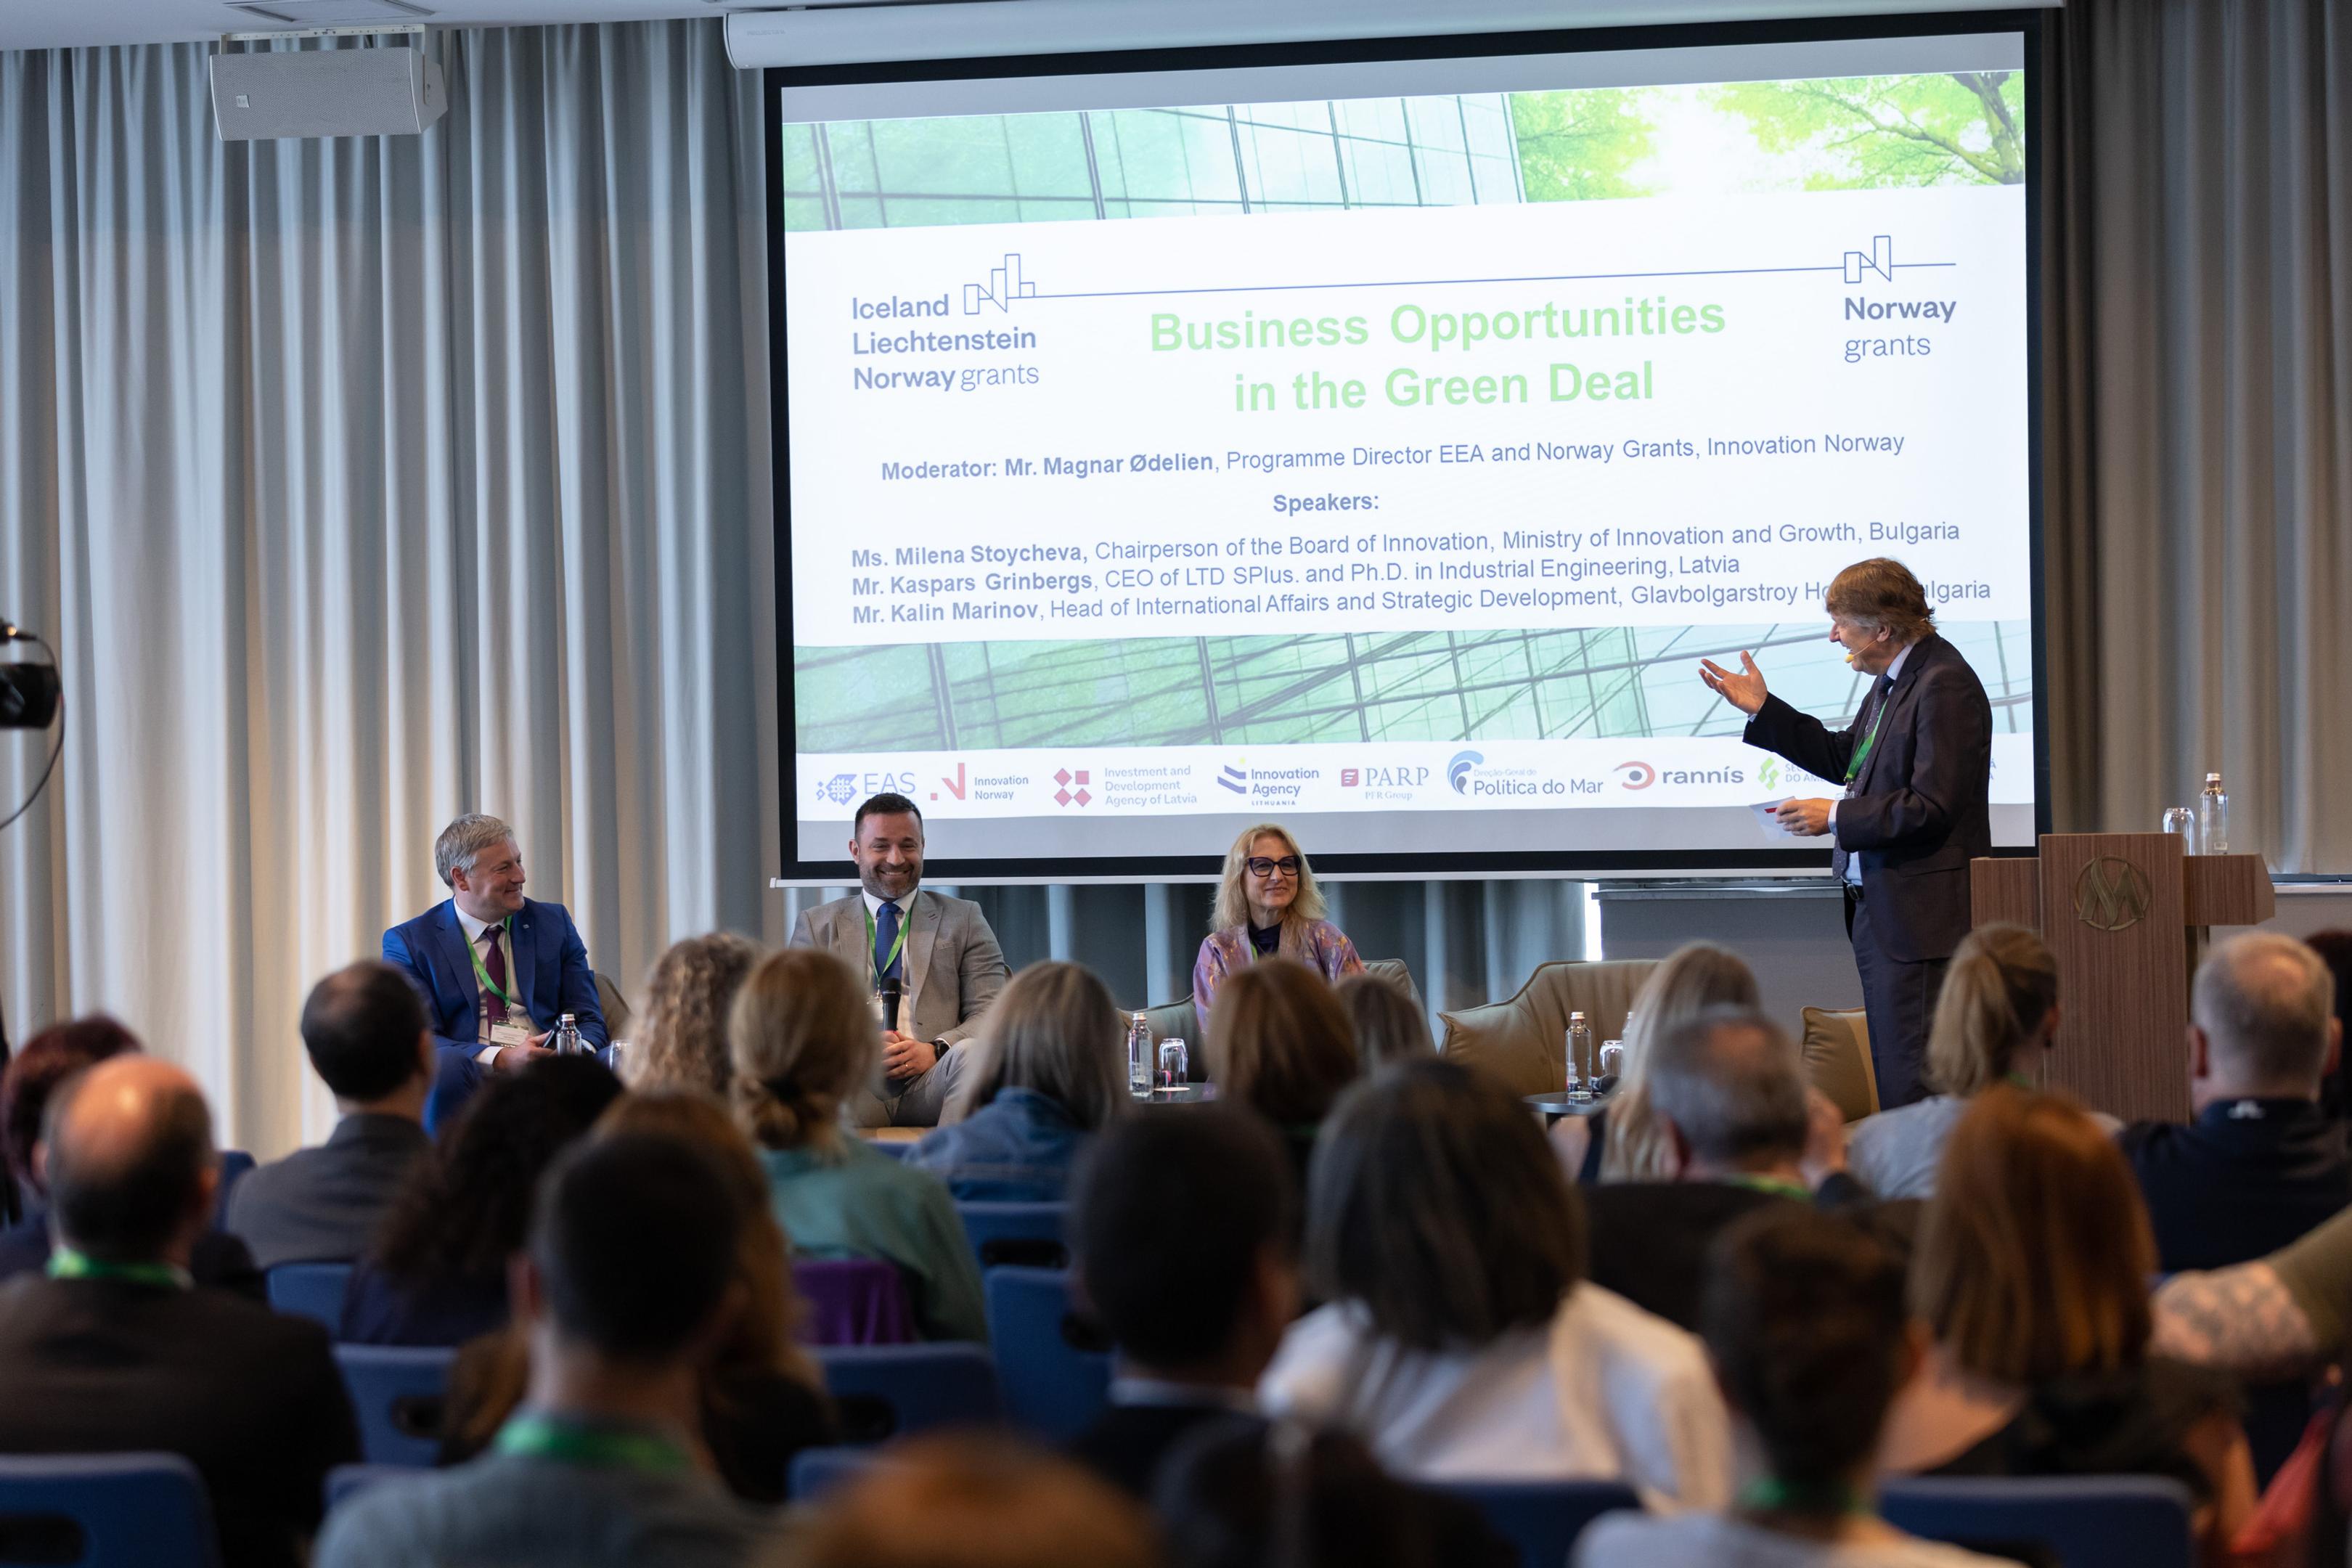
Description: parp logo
xmin=1614 ymin=761 xmax=1657 ymax=791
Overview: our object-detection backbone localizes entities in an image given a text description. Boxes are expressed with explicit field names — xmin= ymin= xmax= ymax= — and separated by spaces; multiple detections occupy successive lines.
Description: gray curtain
xmin=2042 ymin=0 xmax=2352 ymax=867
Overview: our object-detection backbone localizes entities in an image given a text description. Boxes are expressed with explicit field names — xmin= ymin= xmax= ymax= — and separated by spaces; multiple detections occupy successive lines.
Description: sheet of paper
xmin=1751 ymin=799 xmax=1800 ymax=840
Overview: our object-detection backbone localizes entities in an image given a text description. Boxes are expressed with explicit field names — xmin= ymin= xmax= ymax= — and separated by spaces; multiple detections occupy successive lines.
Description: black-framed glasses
xmin=1245 ymin=856 xmax=1302 ymax=878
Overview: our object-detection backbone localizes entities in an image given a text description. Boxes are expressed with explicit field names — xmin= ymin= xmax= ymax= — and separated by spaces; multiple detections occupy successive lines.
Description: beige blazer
xmin=787 ymin=886 xmax=1008 ymax=1049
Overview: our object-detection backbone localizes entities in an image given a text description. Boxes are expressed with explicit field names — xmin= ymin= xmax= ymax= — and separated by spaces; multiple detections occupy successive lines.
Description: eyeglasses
xmin=1245 ymin=856 xmax=1302 ymax=878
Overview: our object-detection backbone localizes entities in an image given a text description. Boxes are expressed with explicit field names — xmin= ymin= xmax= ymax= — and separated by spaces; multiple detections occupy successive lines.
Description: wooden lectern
xmin=1971 ymin=836 xmax=2274 ymax=1123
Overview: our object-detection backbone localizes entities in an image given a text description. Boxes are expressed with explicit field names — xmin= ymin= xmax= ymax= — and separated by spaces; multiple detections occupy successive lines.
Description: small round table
xmin=1524 ymin=1089 xmax=1613 ymax=1121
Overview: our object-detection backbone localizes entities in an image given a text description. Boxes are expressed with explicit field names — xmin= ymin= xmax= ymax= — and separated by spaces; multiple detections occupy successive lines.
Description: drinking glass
xmin=1158 ymin=1038 xmax=1188 ymax=1092
xmin=1598 ymin=1042 xmax=1625 ymax=1085
xmin=2161 ymin=806 xmax=2197 ymax=855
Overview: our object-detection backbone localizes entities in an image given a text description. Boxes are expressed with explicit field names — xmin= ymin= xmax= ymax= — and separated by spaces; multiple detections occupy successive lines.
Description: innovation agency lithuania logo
xmin=1447 ymin=751 xmax=1483 ymax=795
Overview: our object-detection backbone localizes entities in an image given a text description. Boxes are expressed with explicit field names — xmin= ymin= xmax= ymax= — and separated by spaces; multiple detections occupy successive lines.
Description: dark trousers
xmin=1845 ymin=886 xmax=1948 ymax=1110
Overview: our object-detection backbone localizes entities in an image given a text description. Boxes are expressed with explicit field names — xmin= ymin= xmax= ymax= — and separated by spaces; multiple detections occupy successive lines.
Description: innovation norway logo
xmin=1447 ymin=751 xmax=1483 ymax=795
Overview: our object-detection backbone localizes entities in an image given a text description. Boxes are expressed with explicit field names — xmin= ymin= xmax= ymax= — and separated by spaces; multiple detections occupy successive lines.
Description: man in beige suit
xmin=790 ymin=792 xmax=1010 ymax=1127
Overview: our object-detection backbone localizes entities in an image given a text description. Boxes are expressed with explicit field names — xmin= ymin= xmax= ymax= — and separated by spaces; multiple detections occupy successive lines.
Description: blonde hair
xmin=728 ymin=948 xmax=875 ymax=1153
xmin=633 ymin=934 xmax=762 ymax=1098
xmin=1206 ymin=957 xmax=1359 ymax=1128
xmin=967 ymin=962 xmax=1129 ymax=1131
xmin=1209 ymin=824 xmax=1329 ymax=951
xmin=1601 ymin=943 xmax=1760 ymax=1183
xmin=1927 ymin=923 xmax=2059 ymax=1096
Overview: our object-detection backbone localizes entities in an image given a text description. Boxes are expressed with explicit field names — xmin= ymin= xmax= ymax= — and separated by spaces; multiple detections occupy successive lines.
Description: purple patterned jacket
xmin=1191 ymin=919 xmax=1365 ymax=1021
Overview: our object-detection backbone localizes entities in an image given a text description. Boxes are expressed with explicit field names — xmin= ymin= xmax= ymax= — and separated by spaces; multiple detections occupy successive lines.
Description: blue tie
xmin=875 ymin=901 xmax=902 ymax=984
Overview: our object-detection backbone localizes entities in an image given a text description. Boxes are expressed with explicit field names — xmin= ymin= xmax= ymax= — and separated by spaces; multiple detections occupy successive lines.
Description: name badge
xmin=488 ymin=1017 xmax=536 ymax=1051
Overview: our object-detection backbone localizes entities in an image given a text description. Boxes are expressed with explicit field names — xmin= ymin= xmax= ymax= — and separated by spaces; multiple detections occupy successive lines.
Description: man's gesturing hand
xmin=1698 ymin=650 xmax=1769 ymax=716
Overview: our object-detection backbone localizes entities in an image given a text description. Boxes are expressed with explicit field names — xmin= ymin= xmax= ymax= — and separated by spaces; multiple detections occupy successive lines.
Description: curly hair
xmin=370 ymin=1054 xmax=623 ymax=1286
xmin=634 ymin=934 xmax=762 ymax=1098
xmin=729 ymin=947 xmax=875 ymax=1153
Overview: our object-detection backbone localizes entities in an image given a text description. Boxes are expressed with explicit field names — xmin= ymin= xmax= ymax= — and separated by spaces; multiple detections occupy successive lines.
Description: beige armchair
xmin=1143 ymin=958 xmax=1422 ymax=1074
xmin=1437 ymin=959 xmax=1662 ymax=1098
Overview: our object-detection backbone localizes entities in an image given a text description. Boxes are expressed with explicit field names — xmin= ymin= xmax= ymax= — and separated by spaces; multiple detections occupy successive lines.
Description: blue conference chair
xmin=264 ymin=1262 xmax=353 ymax=1331
xmin=817 ymin=1344 xmax=1003 ymax=1444
xmin=788 ymin=1447 xmax=876 ymax=1502
xmin=984 ymin=1267 xmax=1111 ymax=1442
xmin=213 ymin=1151 xmax=256 ymax=1228
xmin=1431 ymin=1479 xmax=1641 ymax=1568
xmin=0 ymin=1452 xmax=220 ymax=1567
xmin=955 ymin=1201 xmax=1069 ymax=1270
xmin=324 ymin=1463 xmax=412 ymax=1511
xmin=1881 ymin=1474 xmax=2195 ymax=1568
xmin=333 ymin=1345 xmax=456 ymax=1468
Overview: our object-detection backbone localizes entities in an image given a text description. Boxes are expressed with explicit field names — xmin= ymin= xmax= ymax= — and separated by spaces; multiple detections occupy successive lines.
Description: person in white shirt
xmin=1257 ymin=1058 xmax=1732 ymax=1510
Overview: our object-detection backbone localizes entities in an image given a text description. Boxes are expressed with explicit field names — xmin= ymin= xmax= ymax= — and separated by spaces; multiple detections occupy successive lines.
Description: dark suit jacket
xmin=2120 ymin=1098 xmax=2352 ymax=1273
xmin=223 ymin=1112 xmax=430 ymax=1270
xmin=1583 ymin=1176 xmax=1874 ymax=1331
xmin=0 ymin=1201 xmax=264 ymax=1300
xmin=1744 ymin=631 xmax=1993 ymax=963
xmin=0 ymin=1273 xmax=360 ymax=1568
xmin=1068 ymin=1399 xmax=1251 ymax=1500
xmin=382 ymin=897 xmax=608 ymax=1130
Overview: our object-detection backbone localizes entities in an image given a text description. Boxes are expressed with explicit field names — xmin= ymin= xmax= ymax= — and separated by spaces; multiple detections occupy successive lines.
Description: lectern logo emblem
xmin=2074 ymin=857 xmax=2152 ymax=932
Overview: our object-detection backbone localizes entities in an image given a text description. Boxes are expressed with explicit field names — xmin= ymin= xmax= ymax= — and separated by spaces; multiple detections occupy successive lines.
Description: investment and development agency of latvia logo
xmin=1447 ymin=751 xmax=1483 ymax=795
xmin=2074 ymin=857 xmax=2152 ymax=931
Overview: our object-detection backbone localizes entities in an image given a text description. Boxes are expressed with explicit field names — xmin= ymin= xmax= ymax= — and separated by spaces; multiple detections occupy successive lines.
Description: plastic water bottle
xmin=554 ymin=1013 xmax=583 ymax=1056
xmin=1566 ymin=1010 xmax=1594 ymax=1099
xmin=1126 ymin=1012 xmax=1153 ymax=1100
xmin=2198 ymin=773 xmax=2229 ymax=856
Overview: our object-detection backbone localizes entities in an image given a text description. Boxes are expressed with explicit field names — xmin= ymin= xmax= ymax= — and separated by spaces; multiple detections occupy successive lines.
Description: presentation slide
xmin=772 ymin=28 xmax=2040 ymax=873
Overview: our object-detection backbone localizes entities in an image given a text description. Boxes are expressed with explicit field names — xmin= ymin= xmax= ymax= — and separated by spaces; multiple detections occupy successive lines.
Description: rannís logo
xmin=1614 ymin=761 xmax=1657 ymax=791
xmin=1447 ymin=751 xmax=1484 ymax=795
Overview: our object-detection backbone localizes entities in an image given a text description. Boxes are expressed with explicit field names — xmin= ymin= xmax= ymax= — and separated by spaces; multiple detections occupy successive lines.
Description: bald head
xmin=2193 ymin=934 xmax=2339 ymax=1095
xmin=1644 ymin=1006 xmax=1810 ymax=1172
xmin=45 ymin=1055 xmax=216 ymax=1264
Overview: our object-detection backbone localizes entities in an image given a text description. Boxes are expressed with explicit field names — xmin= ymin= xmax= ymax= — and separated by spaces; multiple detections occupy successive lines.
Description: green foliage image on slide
xmin=1710 ymin=73 xmax=2025 ymax=189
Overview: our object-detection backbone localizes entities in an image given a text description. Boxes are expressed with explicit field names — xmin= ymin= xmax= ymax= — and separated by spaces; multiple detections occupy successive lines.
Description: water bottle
xmin=554 ymin=1013 xmax=582 ymax=1056
xmin=1126 ymin=1012 xmax=1153 ymax=1101
xmin=2198 ymin=772 xmax=2229 ymax=856
xmin=1566 ymin=1010 xmax=1594 ymax=1100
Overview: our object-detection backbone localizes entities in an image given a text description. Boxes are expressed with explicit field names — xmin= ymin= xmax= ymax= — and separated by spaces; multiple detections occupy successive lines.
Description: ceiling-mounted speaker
xmin=210 ymin=45 xmax=446 ymax=139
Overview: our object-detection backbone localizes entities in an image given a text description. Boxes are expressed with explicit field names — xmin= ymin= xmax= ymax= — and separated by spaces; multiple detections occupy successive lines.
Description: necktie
xmin=875 ymin=901 xmax=902 ymax=984
xmin=1831 ymin=677 xmax=1892 ymax=883
xmin=481 ymin=928 xmax=509 ymax=1022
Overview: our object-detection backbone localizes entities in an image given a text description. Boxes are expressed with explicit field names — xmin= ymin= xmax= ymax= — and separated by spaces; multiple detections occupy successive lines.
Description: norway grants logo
xmin=1447 ymin=751 xmax=1483 ymax=795
xmin=1614 ymin=761 xmax=1657 ymax=791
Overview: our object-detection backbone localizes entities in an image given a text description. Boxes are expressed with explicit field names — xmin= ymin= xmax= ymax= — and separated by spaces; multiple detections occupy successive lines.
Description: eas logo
xmin=1614 ymin=761 xmax=1657 ymax=791
xmin=1447 ymin=751 xmax=1483 ymax=795
xmin=820 ymin=773 xmax=859 ymax=806
xmin=1340 ymin=769 xmax=1360 ymax=788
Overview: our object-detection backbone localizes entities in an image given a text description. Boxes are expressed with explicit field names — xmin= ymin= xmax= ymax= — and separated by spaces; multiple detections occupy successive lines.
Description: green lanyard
xmin=1739 ymin=1478 xmax=1870 ymax=1516
xmin=48 ymin=1246 xmax=189 ymax=1291
xmin=864 ymin=904 xmax=910 ymax=981
xmin=492 ymin=1413 xmax=691 ymax=1476
xmin=1844 ymin=690 xmax=1890 ymax=784
xmin=466 ymin=918 xmax=520 ymax=1009
xmin=1727 ymin=1174 xmax=1813 ymax=1203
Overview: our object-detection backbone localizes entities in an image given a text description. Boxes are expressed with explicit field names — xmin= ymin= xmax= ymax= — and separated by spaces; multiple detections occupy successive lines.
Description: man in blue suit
xmin=383 ymin=814 xmax=608 ymax=1130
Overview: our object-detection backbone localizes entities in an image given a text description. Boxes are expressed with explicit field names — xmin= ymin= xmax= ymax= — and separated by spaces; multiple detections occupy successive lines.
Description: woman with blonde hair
xmin=1192 ymin=822 xmax=1363 ymax=1021
xmin=1845 ymin=922 xmax=2059 ymax=1199
xmin=437 ymin=1090 xmax=837 ymax=1500
xmin=628 ymin=932 xmax=761 ymax=1095
xmin=907 ymin=960 xmax=1127 ymax=1201
xmin=1549 ymin=942 xmax=1760 ymax=1185
xmin=730 ymin=947 xmax=986 ymax=1342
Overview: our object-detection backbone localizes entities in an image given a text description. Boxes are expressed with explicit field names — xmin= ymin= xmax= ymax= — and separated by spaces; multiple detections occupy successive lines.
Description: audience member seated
xmin=1193 ymin=823 xmax=1363 ymax=1022
xmin=627 ymin=932 xmax=761 ymax=1095
xmin=1065 ymin=1106 xmax=1299 ymax=1498
xmin=340 ymin=1053 xmax=621 ymax=1345
xmin=1880 ymin=1086 xmax=2255 ymax=1558
xmin=225 ymin=960 xmax=436 ymax=1268
xmin=317 ymin=1132 xmax=775 ymax=1567
xmin=909 ymin=960 xmax=1128 ymax=1201
xmin=795 ymin=1433 xmax=1158 ymax=1568
xmin=1206 ymin=957 xmax=1360 ymax=1193
xmin=440 ymin=1090 xmax=836 ymax=1503
xmin=1259 ymin=1058 xmax=1730 ymax=1505
xmin=0 ymin=1055 xmax=359 ymax=1568
xmin=1579 ymin=1008 xmax=1862 ymax=1331
xmin=1156 ymin=1420 xmax=1514 ymax=1568
xmin=2118 ymin=931 xmax=2348 ymax=1272
xmin=0 ymin=1015 xmax=261 ymax=1295
xmin=1334 ymin=973 xmax=1433 ymax=1071
xmin=1580 ymin=1206 xmax=2006 ymax=1568
xmin=730 ymin=947 xmax=987 ymax=1342
xmin=1846 ymin=923 xmax=2060 ymax=1200
xmin=1552 ymin=942 xmax=1759 ymax=1184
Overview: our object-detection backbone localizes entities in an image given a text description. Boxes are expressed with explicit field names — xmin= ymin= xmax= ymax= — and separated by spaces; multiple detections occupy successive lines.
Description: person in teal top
xmin=729 ymin=946 xmax=987 ymax=1342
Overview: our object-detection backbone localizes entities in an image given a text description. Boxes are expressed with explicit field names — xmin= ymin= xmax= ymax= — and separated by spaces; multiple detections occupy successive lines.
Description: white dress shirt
xmin=1834 ymin=640 xmax=1916 ymax=884
xmin=454 ymin=904 xmax=521 ymax=1063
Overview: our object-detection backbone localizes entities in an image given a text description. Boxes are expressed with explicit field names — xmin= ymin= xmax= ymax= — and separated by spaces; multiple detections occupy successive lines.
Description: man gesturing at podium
xmin=1700 ymin=558 xmax=1992 ymax=1108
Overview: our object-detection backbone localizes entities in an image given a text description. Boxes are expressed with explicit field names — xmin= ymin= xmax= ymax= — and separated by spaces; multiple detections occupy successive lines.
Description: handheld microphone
xmin=878 ymin=979 xmax=903 ymax=1037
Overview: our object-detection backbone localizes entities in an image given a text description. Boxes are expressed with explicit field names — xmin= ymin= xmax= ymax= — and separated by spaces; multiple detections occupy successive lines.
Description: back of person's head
xmin=1926 ymin=923 xmax=2058 ymax=1096
xmin=299 ymin=960 xmax=430 ymax=1103
xmin=44 ymin=1055 xmax=215 ymax=1263
xmin=1332 ymin=976 xmax=1433 ymax=1071
xmin=1073 ymin=1108 xmax=1296 ymax=1373
xmin=1702 ymin=1206 xmax=1911 ymax=1491
xmin=971 ymin=961 xmax=1127 ymax=1132
xmin=1606 ymin=944 xmax=1761 ymax=1181
xmin=1308 ymin=1058 xmax=1582 ymax=1350
xmin=2194 ymin=932 xmax=2337 ymax=1091
xmin=1 ymin=1015 xmax=141 ymax=1191
xmin=527 ymin=1130 xmax=742 ymax=1363
xmin=1207 ymin=959 xmax=1358 ymax=1130
xmin=1914 ymin=1085 xmax=2154 ymax=1384
xmin=374 ymin=1053 xmax=624 ymax=1283
xmin=729 ymin=947 xmax=874 ymax=1152
xmin=1643 ymin=1006 xmax=1810 ymax=1173
xmin=1156 ymin=1419 xmax=1471 ymax=1568
xmin=634 ymin=933 xmax=762 ymax=1098
xmin=797 ymin=1434 xmax=1159 ymax=1568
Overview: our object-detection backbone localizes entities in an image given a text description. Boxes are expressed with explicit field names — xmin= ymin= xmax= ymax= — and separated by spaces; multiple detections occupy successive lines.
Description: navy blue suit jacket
xmin=381 ymin=897 xmax=607 ymax=1130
